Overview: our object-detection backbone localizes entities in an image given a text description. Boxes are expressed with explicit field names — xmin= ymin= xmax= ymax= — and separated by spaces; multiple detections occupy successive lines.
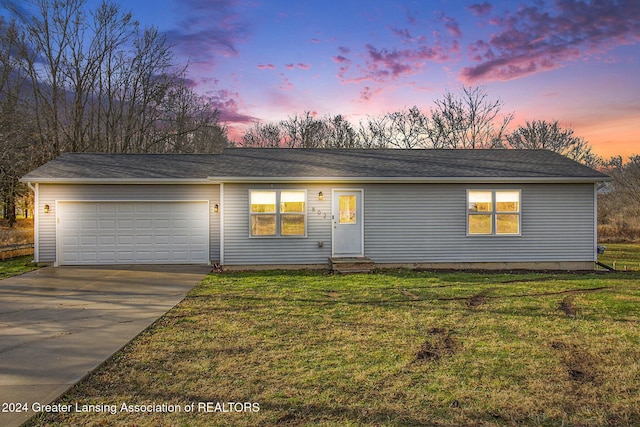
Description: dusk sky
xmin=107 ymin=0 xmax=638 ymax=156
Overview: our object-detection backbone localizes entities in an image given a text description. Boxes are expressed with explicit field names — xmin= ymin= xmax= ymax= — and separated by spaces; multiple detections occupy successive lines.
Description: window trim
xmin=249 ymin=189 xmax=307 ymax=238
xmin=466 ymin=189 xmax=521 ymax=237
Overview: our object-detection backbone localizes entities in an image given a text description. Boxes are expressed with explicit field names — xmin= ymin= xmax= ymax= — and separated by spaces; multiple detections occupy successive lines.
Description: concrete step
xmin=329 ymin=257 xmax=375 ymax=274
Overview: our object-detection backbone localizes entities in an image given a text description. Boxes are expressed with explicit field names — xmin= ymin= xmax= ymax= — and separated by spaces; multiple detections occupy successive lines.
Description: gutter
xmin=207 ymin=176 xmax=611 ymax=184
xmin=19 ymin=178 xmax=213 ymax=185
xmin=19 ymin=176 xmax=611 ymax=185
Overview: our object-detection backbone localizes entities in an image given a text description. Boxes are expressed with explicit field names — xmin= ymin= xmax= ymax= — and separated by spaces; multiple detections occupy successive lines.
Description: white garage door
xmin=57 ymin=201 xmax=209 ymax=265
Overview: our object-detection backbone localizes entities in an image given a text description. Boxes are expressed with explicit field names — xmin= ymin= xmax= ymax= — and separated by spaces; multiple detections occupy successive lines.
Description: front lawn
xmin=30 ymin=259 xmax=640 ymax=426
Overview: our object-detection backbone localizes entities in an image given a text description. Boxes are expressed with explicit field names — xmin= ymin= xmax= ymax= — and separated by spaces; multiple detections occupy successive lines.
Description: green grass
xmin=0 ymin=255 xmax=39 ymax=279
xmin=30 ymin=249 xmax=640 ymax=426
xmin=598 ymin=243 xmax=640 ymax=271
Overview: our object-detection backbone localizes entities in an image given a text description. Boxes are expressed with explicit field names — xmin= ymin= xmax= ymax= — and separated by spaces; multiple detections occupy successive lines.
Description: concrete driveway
xmin=0 ymin=265 xmax=211 ymax=427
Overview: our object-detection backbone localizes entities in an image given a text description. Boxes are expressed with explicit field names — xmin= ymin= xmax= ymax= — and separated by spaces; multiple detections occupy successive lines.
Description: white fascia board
xmin=19 ymin=178 xmax=212 ymax=184
xmin=20 ymin=176 xmax=610 ymax=185
xmin=208 ymin=176 xmax=610 ymax=184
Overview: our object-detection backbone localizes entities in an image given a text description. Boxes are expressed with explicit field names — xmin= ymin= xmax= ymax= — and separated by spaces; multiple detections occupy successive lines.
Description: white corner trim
xmin=220 ymin=183 xmax=225 ymax=265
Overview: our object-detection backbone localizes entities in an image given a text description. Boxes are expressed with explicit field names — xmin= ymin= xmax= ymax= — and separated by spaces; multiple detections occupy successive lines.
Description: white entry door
xmin=57 ymin=201 xmax=209 ymax=265
xmin=332 ymin=189 xmax=363 ymax=257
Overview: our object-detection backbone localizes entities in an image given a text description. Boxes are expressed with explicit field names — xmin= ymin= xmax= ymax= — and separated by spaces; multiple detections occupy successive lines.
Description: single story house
xmin=21 ymin=148 xmax=609 ymax=270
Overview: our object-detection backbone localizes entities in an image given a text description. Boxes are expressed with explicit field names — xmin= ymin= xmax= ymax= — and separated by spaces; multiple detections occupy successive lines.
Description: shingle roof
xmin=21 ymin=148 xmax=609 ymax=183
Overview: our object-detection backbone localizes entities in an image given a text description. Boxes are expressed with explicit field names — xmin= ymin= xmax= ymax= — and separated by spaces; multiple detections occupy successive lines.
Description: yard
xmin=22 ymin=245 xmax=640 ymax=426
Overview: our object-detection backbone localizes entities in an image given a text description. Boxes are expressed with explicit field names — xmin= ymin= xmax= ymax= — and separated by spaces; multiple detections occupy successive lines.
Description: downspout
xmin=26 ymin=182 xmax=39 ymax=263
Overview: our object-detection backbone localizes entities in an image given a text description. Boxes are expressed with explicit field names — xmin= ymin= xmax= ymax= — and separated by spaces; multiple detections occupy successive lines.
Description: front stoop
xmin=329 ymin=257 xmax=375 ymax=274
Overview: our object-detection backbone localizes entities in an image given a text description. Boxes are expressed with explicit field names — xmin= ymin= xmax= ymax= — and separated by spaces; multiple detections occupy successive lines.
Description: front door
xmin=332 ymin=189 xmax=363 ymax=257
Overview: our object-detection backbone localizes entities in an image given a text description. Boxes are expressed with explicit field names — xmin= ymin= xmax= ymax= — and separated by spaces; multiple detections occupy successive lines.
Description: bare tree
xmin=605 ymin=155 xmax=640 ymax=204
xmin=506 ymin=120 xmax=601 ymax=167
xmin=152 ymin=82 xmax=229 ymax=153
xmin=1 ymin=0 xmax=228 ymax=154
xmin=324 ymin=114 xmax=360 ymax=148
xmin=429 ymin=86 xmax=513 ymax=149
xmin=279 ymin=111 xmax=328 ymax=148
xmin=598 ymin=155 xmax=640 ymax=241
xmin=0 ymin=17 xmax=41 ymax=225
xmin=241 ymin=122 xmax=283 ymax=147
xmin=386 ymin=106 xmax=430 ymax=149
xmin=358 ymin=115 xmax=391 ymax=149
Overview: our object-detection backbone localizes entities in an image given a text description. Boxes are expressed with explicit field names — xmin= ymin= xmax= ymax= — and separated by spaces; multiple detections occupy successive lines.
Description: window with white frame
xmin=467 ymin=190 xmax=520 ymax=235
xmin=250 ymin=190 xmax=306 ymax=237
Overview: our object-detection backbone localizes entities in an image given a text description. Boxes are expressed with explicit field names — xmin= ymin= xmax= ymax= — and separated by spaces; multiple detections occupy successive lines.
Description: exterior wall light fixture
xmin=318 ymin=191 xmax=324 ymax=201
xmin=214 ymin=204 xmax=219 ymax=213
xmin=44 ymin=204 xmax=50 ymax=214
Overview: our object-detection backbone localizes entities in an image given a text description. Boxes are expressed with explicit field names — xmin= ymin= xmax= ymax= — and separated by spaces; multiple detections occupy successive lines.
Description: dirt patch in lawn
xmin=415 ymin=327 xmax=460 ymax=362
xmin=467 ymin=290 xmax=489 ymax=308
xmin=560 ymin=295 xmax=577 ymax=317
xmin=550 ymin=341 xmax=600 ymax=384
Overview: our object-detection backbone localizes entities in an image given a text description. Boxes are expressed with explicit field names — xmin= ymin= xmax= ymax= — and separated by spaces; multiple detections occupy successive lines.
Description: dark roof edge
xmin=21 ymin=176 xmax=610 ymax=184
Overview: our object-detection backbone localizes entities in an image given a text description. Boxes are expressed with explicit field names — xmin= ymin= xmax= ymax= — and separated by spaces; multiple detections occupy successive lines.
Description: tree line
xmin=0 ymin=0 xmax=231 ymax=225
xmin=241 ymin=86 xmax=601 ymax=168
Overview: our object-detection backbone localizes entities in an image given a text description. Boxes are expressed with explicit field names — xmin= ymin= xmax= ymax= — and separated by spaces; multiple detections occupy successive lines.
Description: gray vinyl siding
xmin=37 ymin=184 xmax=220 ymax=263
xmin=363 ymin=183 xmax=595 ymax=263
xmin=223 ymin=182 xmax=595 ymax=266
xmin=37 ymin=181 xmax=596 ymax=266
xmin=223 ymin=183 xmax=332 ymax=265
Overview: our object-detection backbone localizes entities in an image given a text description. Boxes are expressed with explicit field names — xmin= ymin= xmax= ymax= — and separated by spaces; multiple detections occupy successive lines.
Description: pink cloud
xmin=207 ymin=89 xmax=256 ymax=124
xmin=461 ymin=0 xmax=640 ymax=82
xmin=279 ymin=74 xmax=294 ymax=91
xmin=297 ymin=63 xmax=311 ymax=70
xmin=285 ymin=63 xmax=295 ymax=69
xmin=310 ymin=38 xmax=320 ymax=43
xmin=257 ymin=64 xmax=276 ymax=70
xmin=442 ymin=16 xmax=462 ymax=38
xmin=359 ymin=86 xmax=383 ymax=101
xmin=404 ymin=7 xmax=418 ymax=26
xmin=467 ymin=2 xmax=492 ymax=16
xmin=356 ymin=42 xmax=449 ymax=82
xmin=334 ymin=20 xmax=459 ymax=85
xmin=165 ymin=0 xmax=247 ymax=70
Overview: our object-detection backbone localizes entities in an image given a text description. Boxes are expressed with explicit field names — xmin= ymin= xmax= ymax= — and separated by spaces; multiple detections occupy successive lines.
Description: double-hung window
xmin=467 ymin=190 xmax=520 ymax=235
xmin=250 ymin=190 xmax=306 ymax=237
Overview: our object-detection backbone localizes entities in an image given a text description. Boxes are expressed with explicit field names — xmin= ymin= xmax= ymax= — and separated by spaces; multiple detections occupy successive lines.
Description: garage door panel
xmin=80 ymin=204 xmax=98 ymax=214
xmin=154 ymin=219 xmax=170 ymax=229
xmin=58 ymin=201 xmax=209 ymax=265
xmin=136 ymin=234 xmax=153 ymax=244
xmin=81 ymin=236 xmax=97 ymax=246
xmin=99 ymin=219 xmax=116 ymax=230
xmin=191 ymin=236 xmax=208 ymax=245
xmin=80 ymin=220 xmax=97 ymax=230
xmin=118 ymin=235 xmax=134 ymax=245
xmin=100 ymin=236 xmax=116 ymax=245
xmin=117 ymin=219 xmax=134 ymax=229
xmin=136 ymin=219 xmax=153 ymax=229
xmin=81 ymin=252 xmax=98 ymax=263
xmin=117 ymin=204 xmax=134 ymax=213
xmin=99 ymin=252 xmax=116 ymax=263
xmin=135 ymin=204 xmax=153 ymax=213
xmin=117 ymin=252 xmax=135 ymax=262
xmin=99 ymin=204 xmax=116 ymax=214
